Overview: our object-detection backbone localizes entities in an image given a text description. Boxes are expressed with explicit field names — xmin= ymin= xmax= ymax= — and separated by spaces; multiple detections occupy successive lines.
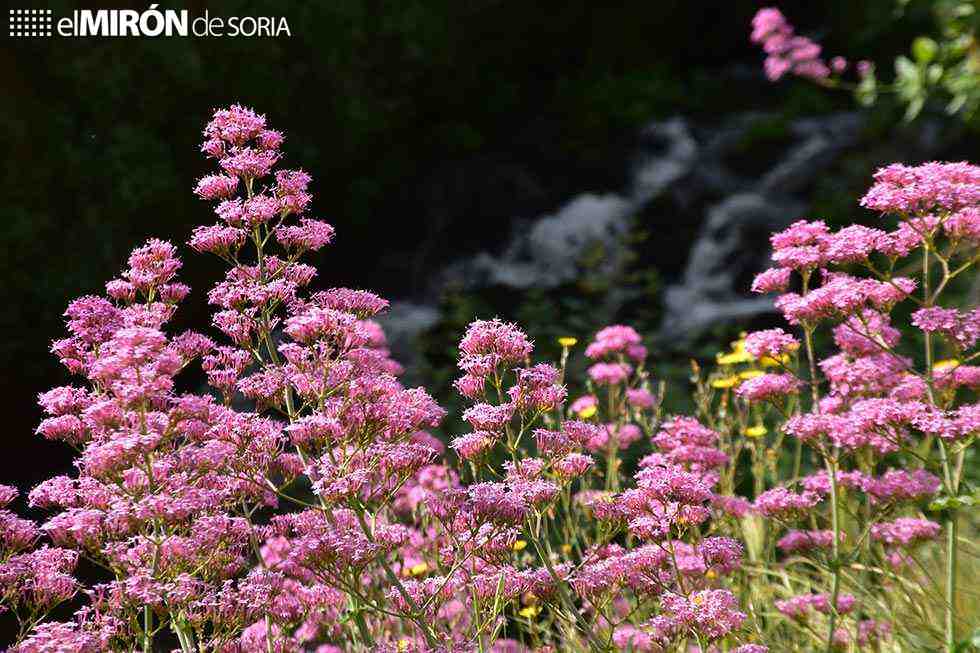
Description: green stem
xmin=142 ymin=605 xmax=152 ymax=653
xmin=824 ymin=454 xmax=842 ymax=653
xmin=938 ymin=439 xmax=959 ymax=653
xmin=923 ymin=246 xmax=958 ymax=653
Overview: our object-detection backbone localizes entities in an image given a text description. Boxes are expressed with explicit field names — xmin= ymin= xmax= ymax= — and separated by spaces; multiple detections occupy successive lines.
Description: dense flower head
xmin=777 ymin=530 xmax=841 ymax=555
xmin=451 ymin=431 xmax=497 ymax=460
xmin=204 ymin=105 xmax=268 ymax=146
xmin=754 ymin=487 xmax=821 ymax=518
xmin=751 ymin=8 xmax=830 ymax=81
xmin=507 ymin=363 xmax=566 ymax=411
xmin=775 ymin=274 xmax=916 ymax=325
xmin=832 ymin=310 xmax=901 ymax=356
xmin=743 ymin=328 xmax=798 ymax=360
xmin=751 ymin=266 xmax=792 ymax=294
xmin=661 ymin=589 xmax=747 ymax=640
xmin=776 ymin=593 xmax=856 ymax=620
xmin=870 ymin=518 xmax=942 ymax=546
xmin=863 ymin=469 xmax=941 ymax=504
xmin=585 ymin=324 xmax=646 ymax=361
xmin=275 ymin=219 xmax=336 ymax=252
xmin=860 ymin=162 xmax=980 ymax=215
xmin=912 ymin=306 xmax=980 ymax=350
xmin=458 ymin=319 xmax=533 ymax=370
xmin=735 ymin=373 xmax=801 ymax=403
xmin=944 ymin=206 xmax=980 ymax=241
xmin=588 ymin=362 xmax=633 ymax=385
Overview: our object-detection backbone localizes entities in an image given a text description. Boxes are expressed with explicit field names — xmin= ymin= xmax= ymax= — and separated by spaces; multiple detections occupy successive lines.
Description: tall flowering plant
xmin=696 ymin=162 xmax=980 ymax=652
xmin=2 ymin=105 xmax=977 ymax=653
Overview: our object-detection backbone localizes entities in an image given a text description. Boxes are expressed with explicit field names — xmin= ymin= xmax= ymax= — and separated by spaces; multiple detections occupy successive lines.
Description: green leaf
xmin=904 ymin=95 xmax=925 ymax=121
xmin=948 ymin=94 xmax=968 ymax=114
xmin=855 ymin=74 xmax=878 ymax=107
xmin=929 ymin=495 xmax=977 ymax=511
xmin=895 ymin=55 xmax=918 ymax=79
xmin=913 ymin=37 xmax=939 ymax=63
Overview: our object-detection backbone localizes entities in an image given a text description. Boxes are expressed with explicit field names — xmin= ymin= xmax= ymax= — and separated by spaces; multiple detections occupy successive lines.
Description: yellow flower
xmin=739 ymin=369 xmax=764 ymax=380
xmin=398 ymin=640 xmax=410 ymax=652
xmin=705 ymin=569 xmax=717 ymax=580
xmin=560 ymin=543 xmax=572 ymax=555
xmin=934 ymin=359 xmax=960 ymax=371
xmin=558 ymin=337 xmax=578 ymax=347
xmin=406 ymin=562 xmax=428 ymax=577
xmin=716 ymin=351 xmax=752 ymax=365
xmin=711 ymin=376 xmax=740 ymax=389
xmin=577 ymin=405 xmax=598 ymax=419
xmin=760 ymin=354 xmax=790 ymax=367
xmin=743 ymin=425 xmax=767 ymax=438
xmin=512 ymin=540 xmax=528 ymax=552
xmin=518 ymin=605 xmax=542 ymax=619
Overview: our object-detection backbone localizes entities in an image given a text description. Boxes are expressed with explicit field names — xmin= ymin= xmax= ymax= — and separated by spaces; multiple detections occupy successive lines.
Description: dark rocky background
xmin=2 ymin=0 xmax=978 ymax=492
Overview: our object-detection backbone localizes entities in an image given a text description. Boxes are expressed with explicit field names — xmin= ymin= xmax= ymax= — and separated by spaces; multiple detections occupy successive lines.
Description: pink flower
xmin=451 ymin=431 xmax=497 ymax=460
xmin=588 ymin=362 xmax=633 ymax=385
xmin=585 ymin=325 xmax=644 ymax=360
xmin=204 ymin=104 xmax=267 ymax=145
xmin=754 ymin=487 xmax=821 ymax=518
xmin=626 ymin=387 xmax=656 ymax=409
xmin=570 ymin=394 xmax=598 ymax=414
xmin=459 ymin=319 xmax=533 ymax=366
xmin=463 ymin=402 xmax=516 ymax=432
xmin=871 ymin=518 xmax=941 ymax=546
xmin=744 ymin=328 xmax=798 ymax=359
xmin=275 ymin=219 xmax=336 ymax=252
xmin=751 ymin=266 xmax=792 ymax=293
xmin=194 ymin=174 xmax=239 ymax=200
xmin=912 ymin=307 xmax=980 ymax=350
xmin=860 ymin=161 xmax=980 ymax=215
xmin=662 ymin=589 xmax=746 ymax=640
xmin=189 ymin=225 xmax=246 ymax=255
xmin=776 ymin=529 xmax=841 ymax=554
xmin=735 ymin=373 xmax=801 ymax=403
xmin=554 ymin=453 xmax=595 ymax=479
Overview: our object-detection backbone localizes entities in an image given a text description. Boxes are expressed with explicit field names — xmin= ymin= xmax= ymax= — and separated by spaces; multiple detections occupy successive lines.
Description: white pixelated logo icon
xmin=9 ymin=8 xmax=53 ymax=37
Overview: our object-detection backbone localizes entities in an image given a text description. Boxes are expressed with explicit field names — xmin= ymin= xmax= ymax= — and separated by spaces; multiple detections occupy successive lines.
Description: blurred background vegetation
xmin=2 ymin=0 xmax=979 ymax=490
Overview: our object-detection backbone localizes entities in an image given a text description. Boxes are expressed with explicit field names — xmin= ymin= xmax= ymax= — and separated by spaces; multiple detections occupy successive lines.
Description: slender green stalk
xmin=922 ymin=245 xmax=958 ymax=653
xmin=143 ymin=605 xmax=152 ymax=653
xmin=824 ymin=454 xmax=842 ymax=653
xmin=938 ymin=439 xmax=958 ymax=653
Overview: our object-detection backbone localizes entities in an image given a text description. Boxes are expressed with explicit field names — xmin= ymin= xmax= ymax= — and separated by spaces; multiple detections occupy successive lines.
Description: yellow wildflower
xmin=519 ymin=605 xmax=542 ymax=619
xmin=760 ymin=354 xmax=790 ymax=367
xmin=512 ymin=540 xmax=527 ymax=552
xmin=717 ymin=351 xmax=752 ymax=365
xmin=406 ymin=562 xmax=428 ymax=577
xmin=711 ymin=376 xmax=740 ymax=389
xmin=558 ymin=337 xmax=578 ymax=347
xmin=744 ymin=425 xmax=767 ymax=438
xmin=561 ymin=543 xmax=572 ymax=555
xmin=739 ymin=369 xmax=764 ymax=380
xmin=577 ymin=405 xmax=598 ymax=419
xmin=934 ymin=359 xmax=960 ymax=371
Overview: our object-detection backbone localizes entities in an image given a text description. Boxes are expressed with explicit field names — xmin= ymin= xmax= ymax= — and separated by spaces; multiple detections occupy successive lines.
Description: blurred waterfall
xmin=381 ymin=110 xmax=890 ymax=364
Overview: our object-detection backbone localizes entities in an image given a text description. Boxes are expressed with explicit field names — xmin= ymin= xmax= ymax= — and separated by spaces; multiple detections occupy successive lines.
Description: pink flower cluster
xmin=750 ymin=8 xmax=831 ymax=81
xmin=13 ymin=106 xmax=977 ymax=652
